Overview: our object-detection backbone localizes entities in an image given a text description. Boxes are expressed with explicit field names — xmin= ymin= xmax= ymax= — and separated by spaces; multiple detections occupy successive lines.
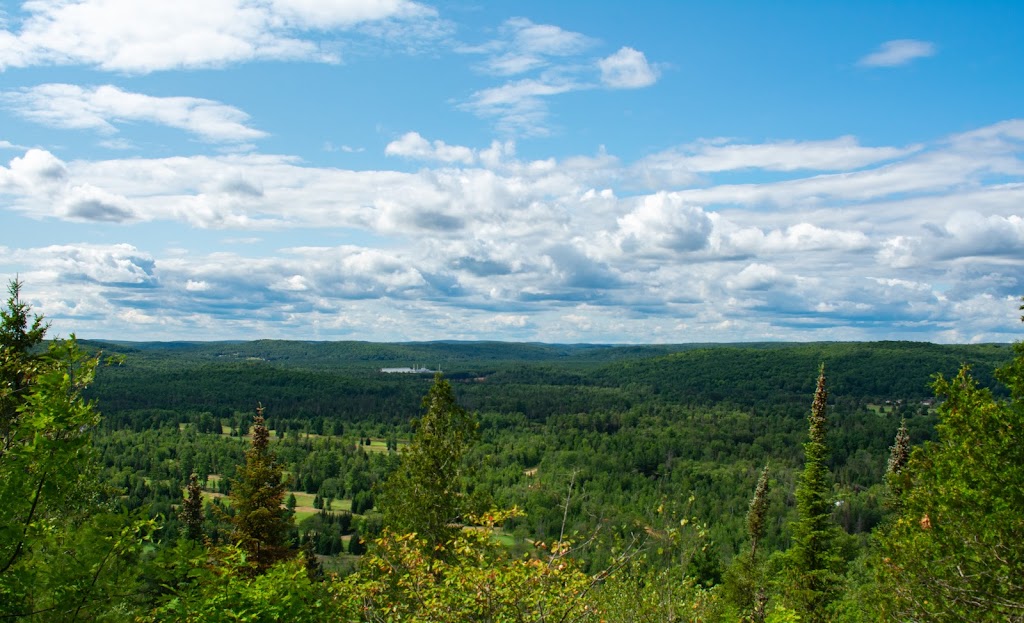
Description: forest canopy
xmin=1 ymin=281 xmax=1022 ymax=622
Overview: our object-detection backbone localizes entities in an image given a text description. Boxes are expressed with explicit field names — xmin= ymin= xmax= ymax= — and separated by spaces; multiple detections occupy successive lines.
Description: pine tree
xmin=180 ymin=472 xmax=205 ymax=542
xmin=748 ymin=463 xmax=770 ymax=562
xmin=228 ymin=404 xmax=292 ymax=573
xmin=0 ymin=279 xmax=47 ymax=453
xmin=379 ymin=373 xmax=478 ymax=553
xmin=747 ymin=463 xmax=771 ymax=623
xmin=302 ymin=538 xmax=324 ymax=582
xmin=884 ymin=418 xmax=911 ymax=507
xmin=789 ymin=365 xmax=839 ymax=622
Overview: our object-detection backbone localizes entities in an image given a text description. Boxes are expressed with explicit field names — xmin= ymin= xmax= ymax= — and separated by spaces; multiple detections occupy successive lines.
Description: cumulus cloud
xmin=598 ymin=47 xmax=658 ymax=88
xmin=616 ymin=193 xmax=713 ymax=255
xmin=934 ymin=211 xmax=1024 ymax=259
xmin=385 ymin=132 xmax=476 ymax=164
xmin=726 ymin=263 xmax=789 ymax=291
xmin=725 ymin=223 xmax=871 ymax=255
xmin=61 ymin=184 xmax=136 ymax=222
xmin=858 ymin=39 xmax=936 ymax=67
xmin=0 ymin=0 xmax=441 ymax=73
xmin=2 ymin=119 xmax=1022 ymax=342
xmin=3 ymin=84 xmax=266 ymax=142
xmin=32 ymin=243 xmax=156 ymax=286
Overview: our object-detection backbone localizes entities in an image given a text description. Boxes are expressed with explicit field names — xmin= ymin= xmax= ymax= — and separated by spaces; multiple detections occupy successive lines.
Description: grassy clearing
xmin=294 ymin=509 xmax=317 ymax=522
xmin=355 ymin=438 xmax=406 ymax=453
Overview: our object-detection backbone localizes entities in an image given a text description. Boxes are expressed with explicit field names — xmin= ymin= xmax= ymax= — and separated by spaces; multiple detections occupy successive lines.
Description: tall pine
xmin=789 ymin=364 xmax=839 ymax=622
xmin=228 ymin=405 xmax=292 ymax=573
xmin=180 ymin=472 xmax=205 ymax=542
xmin=884 ymin=418 xmax=911 ymax=508
xmin=379 ymin=373 xmax=478 ymax=553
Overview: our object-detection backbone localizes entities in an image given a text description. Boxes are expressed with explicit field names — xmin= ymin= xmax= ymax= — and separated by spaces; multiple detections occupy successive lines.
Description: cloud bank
xmin=3 ymin=120 xmax=1022 ymax=343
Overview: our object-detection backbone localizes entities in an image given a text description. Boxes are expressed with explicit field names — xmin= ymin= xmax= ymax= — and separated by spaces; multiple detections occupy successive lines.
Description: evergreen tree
xmin=1 ymin=280 xmax=150 ymax=619
xmin=747 ymin=463 xmax=771 ymax=623
xmin=789 ymin=365 xmax=839 ymax=622
xmin=302 ymin=538 xmax=324 ymax=582
xmin=876 ymin=336 xmax=1024 ymax=621
xmin=0 ymin=279 xmax=46 ymax=454
xmin=884 ymin=418 xmax=911 ymax=507
xmin=379 ymin=373 xmax=478 ymax=553
xmin=725 ymin=463 xmax=772 ymax=622
xmin=348 ymin=531 xmax=366 ymax=555
xmin=228 ymin=405 xmax=292 ymax=573
xmin=180 ymin=472 xmax=205 ymax=542
xmin=748 ymin=463 xmax=771 ymax=562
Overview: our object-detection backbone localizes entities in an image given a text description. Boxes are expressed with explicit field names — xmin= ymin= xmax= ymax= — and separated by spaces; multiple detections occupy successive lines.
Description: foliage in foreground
xmin=0 ymin=280 xmax=152 ymax=621
xmin=874 ymin=340 xmax=1024 ymax=622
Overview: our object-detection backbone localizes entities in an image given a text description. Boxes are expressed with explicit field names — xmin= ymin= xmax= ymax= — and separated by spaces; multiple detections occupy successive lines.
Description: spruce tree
xmin=379 ymin=373 xmax=478 ymax=553
xmin=180 ymin=472 xmax=205 ymax=542
xmin=884 ymin=418 xmax=911 ymax=507
xmin=228 ymin=405 xmax=292 ymax=573
xmin=302 ymin=538 xmax=324 ymax=582
xmin=789 ymin=365 xmax=839 ymax=622
xmin=747 ymin=463 xmax=771 ymax=623
xmin=0 ymin=279 xmax=47 ymax=453
xmin=726 ymin=463 xmax=773 ymax=622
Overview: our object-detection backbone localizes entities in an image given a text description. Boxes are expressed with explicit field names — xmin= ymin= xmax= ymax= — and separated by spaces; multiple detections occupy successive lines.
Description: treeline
xmin=85 ymin=338 xmax=1011 ymax=429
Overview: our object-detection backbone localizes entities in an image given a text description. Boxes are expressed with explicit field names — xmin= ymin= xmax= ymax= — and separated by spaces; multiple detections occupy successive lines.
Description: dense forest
xmin=2 ymin=279 xmax=1022 ymax=622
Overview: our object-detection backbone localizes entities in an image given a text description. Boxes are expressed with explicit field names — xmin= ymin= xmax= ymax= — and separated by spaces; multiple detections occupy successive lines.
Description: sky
xmin=1 ymin=1 xmax=1023 ymax=344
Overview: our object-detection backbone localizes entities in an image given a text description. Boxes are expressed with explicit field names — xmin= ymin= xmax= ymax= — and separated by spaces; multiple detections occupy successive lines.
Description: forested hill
xmin=82 ymin=339 xmax=1013 ymax=427
xmin=593 ymin=341 xmax=1013 ymax=408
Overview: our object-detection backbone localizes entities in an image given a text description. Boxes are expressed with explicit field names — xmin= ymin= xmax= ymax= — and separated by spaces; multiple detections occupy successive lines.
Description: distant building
xmin=380 ymin=365 xmax=441 ymax=374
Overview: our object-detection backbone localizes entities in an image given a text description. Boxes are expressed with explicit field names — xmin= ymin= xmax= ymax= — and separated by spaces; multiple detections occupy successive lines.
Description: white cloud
xmin=324 ymin=142 xmax=365 ymax=153
xmin=59 ymin=183 xmax=136 ymax=222
xmin=629 ymin=135 xmax=920 ymax=189
xmin=725 ymin=223 xmax=871 ymax=255
xmin=726 ymin=263 xmax=789 ymax=291
xmin=462 ymin=76 xmax=586 ymax=136
xmin=385 ymin=131 xmax=476 ymax=164
xmin=0 ymin=148 xmax=67 ymax=194
xmin=669 ymin=136 xmax=918 ymax=172
xmin=615 ymin=192 xmax=713 ymax=255
xmin=935 ymin=211 xmax=1024 ymax=259
xmin=0 ymin=0 xmax=440 ymax=73
xmin=3 ymin=84 xmax=266 ymax=143
xmin=598 ymin=46 xmax=658 ymax=89
xmin=876 ymin=235 xmax=921 ymax=268
xmin=458 ymin=19 xmax=657 ymax=135
xmin=463 ymin=17 xmax=596 ymax=77
xmin=2 ymin=119 xmax=1022 ymax=343
xmin=858 ymin=39 xmax=936 ymax=67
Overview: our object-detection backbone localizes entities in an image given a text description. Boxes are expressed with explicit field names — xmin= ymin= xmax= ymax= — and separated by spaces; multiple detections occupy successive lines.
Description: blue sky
xmin=1 ymin=0 xmax=1023 ymax=343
